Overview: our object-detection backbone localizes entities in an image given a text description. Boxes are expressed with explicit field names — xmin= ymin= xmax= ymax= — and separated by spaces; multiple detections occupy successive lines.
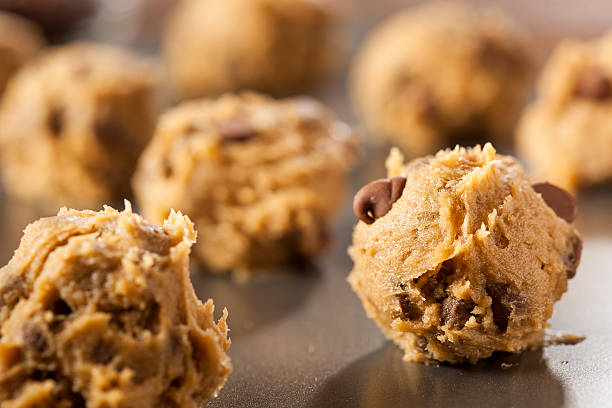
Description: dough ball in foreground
xmin=133 ymin=92 xmax=356 ymax=277
xmin=349 ymin=143 xmax=582 ymax=364
xmin=350 ymin=1 xmax=533 ymax=156
xmin=0 ymin=203 xmax=231 ymax=407
xmin=163 ymin=0 xmax=343 ymax=99
xmin=517 ymin=30 xmax=612 ymax=193
xmin=0 ymin=42 xmax=159 ymax=212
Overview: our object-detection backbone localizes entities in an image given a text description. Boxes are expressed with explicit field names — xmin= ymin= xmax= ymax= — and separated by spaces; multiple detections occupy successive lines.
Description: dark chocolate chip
xmin=88 ymin=339 xmax=115 ymax=364
xmin=487 ymin=283 xmax=521 ymax=332
xmin=532 ymin=182 xmax=577 ymax=223
xmin=397 ymin=294 xmax=422 ymax=321
xmin=47 ymin=107 xmax=65 ymax=137
xmin=564 ymin=235 xmax=583 ymax=279
xmin=137 ymin=300 xmax=160 ymax=333
xmin=353 ymin=176 xmax=407 ymax=224
xmin=415 ymin=336 xmax=428 ymax=352
xmin=50 ymin=297 xmax=72 ymax=316
xmin=218 ymin=120 xmax=257 ymax=142
xmin=575 ymin=68 xmax=612 ymax=100
xmin=94 ymin=116 xmax=125 ymax=149
xmin=441 ymin=297 xmax=474 ymax=329
xmin=22 ymin=323 xmax=48 ymax=355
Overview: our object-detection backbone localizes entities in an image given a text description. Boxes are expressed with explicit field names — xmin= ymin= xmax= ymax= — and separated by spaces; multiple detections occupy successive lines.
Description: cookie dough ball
xmin=0 ymin=11 xmax=45 ymax=96
xmin=163 ymin=0 xmax=342 ymax=99
xmin=0 ymin=42 xmax=159 ymax=212
xmin=0 ymin=203 xmax=231 ymax=407
xmin=133 ymin=92 xmax=355 ymax=276
xmin=350 ymin=2 xmax=533 ymax=156
xmin=517 ymin=31 xmax=612 ymax=192
xmin=348 ymin=143 xmax=582 ymax=364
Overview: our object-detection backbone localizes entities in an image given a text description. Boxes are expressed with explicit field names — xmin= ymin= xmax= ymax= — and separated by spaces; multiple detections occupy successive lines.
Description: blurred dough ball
xmin=162 ymin=0 xmax=343 ymax=100
xmin=0 ymin=42 xmax=159 ymax=212
xmin=0 ymin=11 xmax=45 ymax=96
xmin=0 ymin=0 xmax=97 ymax=36
xmin=350 ymin=1 xmax=533 ymax=156
xmin=517 ymin=31 xmax=612 ymax=193
xmin=133 ymin=92 xmax=356 ymax=277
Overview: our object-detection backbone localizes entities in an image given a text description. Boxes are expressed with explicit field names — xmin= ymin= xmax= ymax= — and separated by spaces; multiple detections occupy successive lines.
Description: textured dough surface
xmin=517 ymin=31 xmax=612 ymax=192
xmin=163 ymin=0 xmax=341 ymax=99
xmin=133 ymin=92 xmax=355 ymax=276
xmin=0 ymin=11 xmax=45 ymax=96
xmin=0 ymin=42 xmax=159 ymax=212
xmin=349 ymin=144 xmax=581 ymax=364
xmin=350 ymin=1 xmax=532 ymax=156
xmin=0 ymin=203 xmax=231 ymax=407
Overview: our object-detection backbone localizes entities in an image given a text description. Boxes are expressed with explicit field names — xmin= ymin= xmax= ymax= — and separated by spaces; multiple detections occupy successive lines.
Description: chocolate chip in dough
xmin=415 ymin=336 xmax=428 ymax=352
xmin=397 ymin=294 xmax=422 ymax=321
xmin=564 ymin=235 xmax=583 ymax=279
xmin=353 ymin=176 xmax=407 ymax=224
xmin=441 ymin=296 xmax=474 ymax=329
xmin=47 ymin=107 xmax=65 ymax=137
xmin=218 ymin=120 xmax=257 ymax=142
xmin=22 ymin=324 xmax=48 ymax=355
xmin=532 ymin=182 xmax=577 ymax=223
xmin=575 ymin=68 xmax=612 ymax=100
xmin=487 ymin=283 xmax=521 ymax=332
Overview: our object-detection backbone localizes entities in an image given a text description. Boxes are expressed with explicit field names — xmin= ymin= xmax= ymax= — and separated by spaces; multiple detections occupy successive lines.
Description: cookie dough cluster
xmin=163 ymin=0 xmax=342 ymax=99
xmin=0 ymin=204 xmax=231 ymax=407
xmin=0 ymin=42 xmax=159 ymax=212
xmin=0 ymin=11 xmax=45 ymax=96
xmin=349 ymin=144 xmax=582 ymax=364
xmin=350 ymin=1 xmax=533 ymax=156
xmin=517 ymin=30 xmax=612 ymax=192
xmin=133 ymin=92 xmax=356 ymax=276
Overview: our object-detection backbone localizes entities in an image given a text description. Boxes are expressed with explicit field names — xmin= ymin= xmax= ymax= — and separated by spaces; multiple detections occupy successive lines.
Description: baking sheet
xmin=2 ymin=1 xmax=612 ymax=407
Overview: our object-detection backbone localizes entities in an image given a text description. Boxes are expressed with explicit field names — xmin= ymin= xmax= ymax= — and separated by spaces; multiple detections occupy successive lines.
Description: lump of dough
xmin=349 ymin=143 xmax=582 ymax=364
xmin=0 ymin=203 xmax=231 ymax=407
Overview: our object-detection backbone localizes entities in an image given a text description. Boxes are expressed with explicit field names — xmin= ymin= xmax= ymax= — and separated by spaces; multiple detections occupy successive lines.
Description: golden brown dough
xmin=0 ymin=42 xmax=159 ymax=212
xmin=133 ymin=92 xmax=356 ymax=277
xmin=350 ymin=2 xmax=533 ymax=156
xmin=0 ymin=203 xmax=231 ymax=407
xmin=349 ymin=144 xmax=581 ymax=364
xmin=162 ymin=0 xmax=342 ymax=99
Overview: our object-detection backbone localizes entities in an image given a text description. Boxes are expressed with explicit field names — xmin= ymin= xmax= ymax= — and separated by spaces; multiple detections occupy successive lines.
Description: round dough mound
xmin=349 ymin=144 xmax=581 ymax=364
xmin=517 ymin=31 xmax=612 ymax=192
xmin=0 ymin=11 xmax=45 ymax=95
xmin=0 ymin=203 xmax=231 ymax=407
xmin=163 ymin=0 xmax=341 ymax=99
xmin=133 ymin=92 xmax=356 ymax=276
xmin=350 ymin=2 xmax=532 ymax=156
xmin=0 ymin=42 xmax=159 ymax=212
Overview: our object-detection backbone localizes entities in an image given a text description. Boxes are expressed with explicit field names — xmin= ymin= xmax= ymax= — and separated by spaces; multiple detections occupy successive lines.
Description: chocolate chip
xmin=487 ymin=283 xmax=521 ymax=332
xmin=47 ymin=107 xmax=64 ymax=137
xmin=94 ymin=116 xmax=125 ymax=149
xmin=397 ymin=294 xmax=421 ymax=321
xmin=532 ymin=182 xmax=577 ymax=223
xmin=23 ymin=323 xmax=48 ymax=355
xmin=441 ymin=297 xmax=474 ymax=329
xmin=88 ymin=339 xmax=115 ymax=365
xmin=575 ymin=68 xmax=612 ymax=100
xmin=50 ymin=297 xmax=72 ymax=316
xmin=353 ymin=176 xmax=407 ymax=224
xmin=415 ymin=336 xmax=428 ymax=352
xmin=137 ymin=300 xmax=160 ymax=333
xmin=218 ymin=120 xmax=257 ymax=142
xmin=564 ymin=235 xmax=583 ymax=279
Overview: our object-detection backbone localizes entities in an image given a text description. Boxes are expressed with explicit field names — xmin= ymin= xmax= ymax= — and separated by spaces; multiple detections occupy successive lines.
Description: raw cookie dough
xmin=0 ymin=11 xmax=45 ymax=96
xmin=350 ymin=1 xmax=533 ymax=156
xmin=133 ymin=92 xmax=356 ymax=276
xmin=517 ymin=31 xmax=612 ymax=192
xmin=0 ymin=42 xmax=159 ymax=212
xmin=163 ymin=0 xmax=342 ymax=99
xmin=348 ymin=143 xmax=582 ymax=364
xmin=0 ymin=203 xmax=231 ymax=407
